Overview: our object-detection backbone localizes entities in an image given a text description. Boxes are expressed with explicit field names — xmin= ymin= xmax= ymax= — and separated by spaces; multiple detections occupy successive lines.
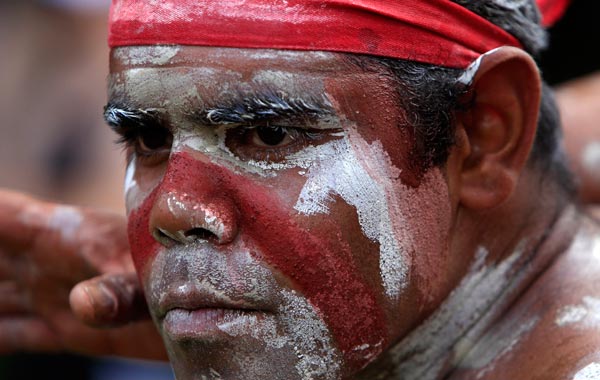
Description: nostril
xmin=184 ymin=228 xmax=217 ymax=242
xmin=152 ymin=227 xmax=220 ymax=246
xmin=152 ymin=228 xmax=178 ymax=247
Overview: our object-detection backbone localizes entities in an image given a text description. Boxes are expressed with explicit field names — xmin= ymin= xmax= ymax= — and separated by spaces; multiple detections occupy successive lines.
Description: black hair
xmin=355 ymin=0 xmax=575 ymax=195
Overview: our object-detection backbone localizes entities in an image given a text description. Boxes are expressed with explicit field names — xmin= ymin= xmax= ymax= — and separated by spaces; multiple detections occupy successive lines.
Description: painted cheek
xmin=127 ymin=186 xmax=160 ymax=278
xmin=239 ymin=192 xmax=389 ymax=371
xmin=324 ymin=76 xmax=421 ymax=187
xmin=128 ymin=151 xmax=389 ymax=371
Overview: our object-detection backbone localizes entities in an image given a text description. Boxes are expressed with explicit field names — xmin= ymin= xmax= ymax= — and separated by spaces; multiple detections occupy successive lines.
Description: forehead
xmin=110 ymin=46 xmax=361 ymax=75
xmin=108 ymin=46 xmax=398 ymax=111
xmin=108 ymin=46 xmax=417 ymax=180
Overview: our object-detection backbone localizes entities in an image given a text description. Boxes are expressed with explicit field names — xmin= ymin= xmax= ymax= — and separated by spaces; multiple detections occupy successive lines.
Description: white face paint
xmin=114 ymin=46 xmax=459 ymax=378
xmin=574 ymin=362 xmax=600 ymax=380
xmin=114 ymin=46 xmax=181 ymax=66
xmin=175 ymin=120 xmax=447 ymax=302
xmin=174 ymin=125 xmax=411 ymax=299
xmin=293 ymin=137 xmax=409 ymax=299
xmin=124 ymin=158 xmax=139 ymax=212
xmin=163 ymin=191 xmax=227 ymax=242
xmin=218 ymin=289 xmax=341 ymax=379
xmin=147 ymin=242 xmax=342 ymax=380
xmin=124 ymin=157 xmax=162 ymax=215
xmin=384 ymin=244 xmax=528 ymax=380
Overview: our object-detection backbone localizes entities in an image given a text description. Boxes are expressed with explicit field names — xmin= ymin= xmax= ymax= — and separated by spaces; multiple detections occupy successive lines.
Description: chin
xmin=162 ymin=320 xmax=343 ymax=380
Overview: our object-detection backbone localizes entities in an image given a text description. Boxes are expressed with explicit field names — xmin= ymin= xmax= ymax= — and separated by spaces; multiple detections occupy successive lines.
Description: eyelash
xmin=114 ymin=123 xmax=336 ymax=165
xmin=115 ymin=125 xmax=173 ymax=166
xmin=241 ymin=124 xmax=322 ymax=141
xmin=224 ymin=124 xmax=328 ymax=162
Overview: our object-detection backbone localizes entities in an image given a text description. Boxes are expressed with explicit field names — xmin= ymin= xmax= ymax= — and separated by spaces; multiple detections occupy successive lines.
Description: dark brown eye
xmin=224 ymin=124 xmax=340 ymax=163
xmin=138 ymin=127 xmax=172 ymax=153
xmin=256 ymin=126 xmax=288 ymax=146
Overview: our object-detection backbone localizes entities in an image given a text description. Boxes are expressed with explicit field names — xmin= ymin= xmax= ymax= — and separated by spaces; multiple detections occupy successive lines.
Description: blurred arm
xmin=0 ymin=189 xmax=166 ymax=360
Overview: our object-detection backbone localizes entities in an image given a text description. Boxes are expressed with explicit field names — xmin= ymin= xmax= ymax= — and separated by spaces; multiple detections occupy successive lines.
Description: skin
xmin=105 ymin=45 xmax=599 ymax=380
xmin=0 ymin=45 xmax=598 ymax=378
xmin=0 ymin=189 xmax=165 ymax=359
xmin=110 ymin=47 xmax=457 ymax=379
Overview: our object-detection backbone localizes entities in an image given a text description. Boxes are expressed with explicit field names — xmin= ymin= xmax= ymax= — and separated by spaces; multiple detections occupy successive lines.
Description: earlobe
xmin=457 ymin=47 xmax=541 ymax=210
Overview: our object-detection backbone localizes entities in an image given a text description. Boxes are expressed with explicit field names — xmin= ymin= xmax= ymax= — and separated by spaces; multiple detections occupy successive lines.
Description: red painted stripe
xmin=128 ymin=152 xmax=389 ymax=370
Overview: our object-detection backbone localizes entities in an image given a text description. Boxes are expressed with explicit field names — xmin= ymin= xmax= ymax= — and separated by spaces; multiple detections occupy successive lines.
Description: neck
xmin=358 ymin=173 xmax=580 ymax=380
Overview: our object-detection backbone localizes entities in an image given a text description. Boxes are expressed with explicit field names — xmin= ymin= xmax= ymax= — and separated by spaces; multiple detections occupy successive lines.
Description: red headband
xmin=108 ymin=0 xmax=567 ymax=69
xmin=537 ymin=0 xmax=570 ymax=27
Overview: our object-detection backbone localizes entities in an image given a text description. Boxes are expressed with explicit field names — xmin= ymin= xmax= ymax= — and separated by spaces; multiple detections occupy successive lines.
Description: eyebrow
xmin=198 ymin=90 xmax=334 ymax=126
xmin=103 ymin=90 xmax=335 ymax=132
xmin=103 ymin=103 xmax=163 ymax=133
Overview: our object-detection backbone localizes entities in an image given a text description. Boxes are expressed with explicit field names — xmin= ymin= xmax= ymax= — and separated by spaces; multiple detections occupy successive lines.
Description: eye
xmin=137 ymin=127 xmax=172 ymax=153
xmin=253 ymin=126 xmax=293 ymax=147
xmin=131 ymin=126 xmax=173 ymax=166
xmin=225 ymin=124 xmax=337 ymax=163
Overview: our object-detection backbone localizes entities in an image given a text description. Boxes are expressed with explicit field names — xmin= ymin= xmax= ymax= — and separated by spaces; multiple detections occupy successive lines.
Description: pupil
xmin=142 ymin=128 xmax=169 ymax=150
xmin=257 ymin=126 xmax=286 ymax=146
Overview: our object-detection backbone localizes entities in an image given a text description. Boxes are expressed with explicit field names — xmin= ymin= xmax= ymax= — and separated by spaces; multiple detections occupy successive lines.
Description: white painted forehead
xmin=112 ymin=45 xmax=339 ymax=65
xmin=113 ymin=46 xmax=181 ymax=66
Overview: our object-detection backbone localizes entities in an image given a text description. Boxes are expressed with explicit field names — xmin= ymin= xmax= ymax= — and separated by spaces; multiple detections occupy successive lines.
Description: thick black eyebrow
xmin=198 ymin=90 xmax=334 ymax=126
xmin=103 ymin=103 xmax=163 ymax=133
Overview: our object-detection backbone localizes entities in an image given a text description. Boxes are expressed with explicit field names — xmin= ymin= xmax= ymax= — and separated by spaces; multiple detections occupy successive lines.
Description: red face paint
xmin=128 ymin=152 xmax=389 ymax=371
xmin=128 ymin=188 xmax=160 ymax=275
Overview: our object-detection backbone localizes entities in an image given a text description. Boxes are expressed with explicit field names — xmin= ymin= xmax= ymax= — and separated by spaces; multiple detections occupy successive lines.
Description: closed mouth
xmin=157 ymin=282 xmax=270 ymax=319
xmin=162 ymin=307 xmax=268 ymax=340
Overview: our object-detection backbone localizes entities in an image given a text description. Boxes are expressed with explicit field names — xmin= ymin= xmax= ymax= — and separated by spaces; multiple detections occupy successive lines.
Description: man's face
xmin=108 ymin=46 xmax=457 ymax=379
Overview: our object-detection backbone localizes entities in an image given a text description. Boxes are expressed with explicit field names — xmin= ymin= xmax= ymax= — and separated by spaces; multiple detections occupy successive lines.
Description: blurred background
xmin=0 ymin=0 xmax=597 ymax=378
xmin=0 ymin=0 xmax=124 ymax=211
xmin=0 ymin=0 xmax=173 ymax=378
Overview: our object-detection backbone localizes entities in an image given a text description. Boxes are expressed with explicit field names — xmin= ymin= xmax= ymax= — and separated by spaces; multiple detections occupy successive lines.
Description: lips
xmin=157 ymin=282 xmax=272 ymax=340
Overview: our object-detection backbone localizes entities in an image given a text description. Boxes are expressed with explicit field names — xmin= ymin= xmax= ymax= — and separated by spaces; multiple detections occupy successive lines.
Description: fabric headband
xmin=109 ymin=0 xmax=570 ymax=69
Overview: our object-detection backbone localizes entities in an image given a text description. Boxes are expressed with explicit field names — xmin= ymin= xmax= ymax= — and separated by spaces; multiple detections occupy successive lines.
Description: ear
xmin=455 ymin=47 xmax=541 ymax=210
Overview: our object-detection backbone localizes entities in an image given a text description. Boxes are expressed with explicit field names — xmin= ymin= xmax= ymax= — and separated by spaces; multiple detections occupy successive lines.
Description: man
xmin=1 ymin=0 xmax=599 ymax=379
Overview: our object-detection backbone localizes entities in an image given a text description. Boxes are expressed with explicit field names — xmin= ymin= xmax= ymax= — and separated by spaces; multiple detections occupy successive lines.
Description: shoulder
xmin=452 ymin=215 xmax=600 ymax=380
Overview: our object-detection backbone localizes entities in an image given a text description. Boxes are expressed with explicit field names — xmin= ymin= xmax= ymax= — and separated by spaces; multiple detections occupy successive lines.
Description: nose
xmin=148 ymin=157 xmax=239 ymax=247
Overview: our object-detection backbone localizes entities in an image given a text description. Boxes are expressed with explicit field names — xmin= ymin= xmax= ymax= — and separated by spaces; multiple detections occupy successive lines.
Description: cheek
xmin=126 ymin=151 xmax=390 ymax=372
xmin=127 ymin=185 xmax=160 ymax=277
xmin=238 ymin=195 xmax=389 ymax=371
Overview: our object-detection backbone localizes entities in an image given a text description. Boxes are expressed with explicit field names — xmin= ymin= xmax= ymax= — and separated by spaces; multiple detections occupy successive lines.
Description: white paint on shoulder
xmin=574 ymin=362 xmax=600 ymax=380
xmin=556 ymin=296 xmax=600 ymax=328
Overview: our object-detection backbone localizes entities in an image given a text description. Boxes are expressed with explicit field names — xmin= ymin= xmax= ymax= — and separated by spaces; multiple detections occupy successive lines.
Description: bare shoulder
xmin=452 ymin=216 xmax=600 ymax=380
